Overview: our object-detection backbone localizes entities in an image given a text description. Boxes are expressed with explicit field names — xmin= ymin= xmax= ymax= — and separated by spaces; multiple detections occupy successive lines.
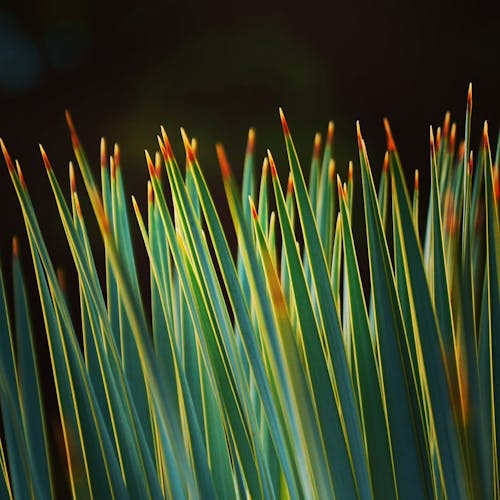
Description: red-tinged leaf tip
xmin=348 ymin=161 xmax=353 ymax=181
xmin=467 ymin=83 xmax=472 ymax=111
xmin=145 ymin=150 xmax=155 ymax=178
xmin=148 ymin=181 xmax=154 ymax=204
xmin=16 ymin=162 xmax=27 ymax=190
xmin=483 ymin=121 xmax=490 ymax=150
xmin=468 ymin=151 xmax=474 ymax=175
xmin=216 ymin=143 xmax=231 ymax=179
xmin=57 ymin=268 xmax=66 ymax=293
xmin=160 ymin=126 xmax=175 ymax=161
xmin=429 ymin=126 xmax=436 ymax=157
xmin=336 ymin=175 xmax=344 ymax=199
xmin=74 ymin=192 xmax=83 ymax=218
xmin=383 ymin=151 xmax=389 ymax=173
xmin=327 ymin=121 xmax=334 ymax=145
xmin=249 ymin=196 xmax=258 ymax=220
xmin=191 ymin=138 xmax=198 ymax=157
xmin=12 ymin=236 xmax=19 ymax=258
xmin=65 ymin=110 xmax=80 ymax=148
xmin=267 ymin=149 xmax=278 ymax=178
xmin=443 ymin=111 xmax=451 ymax=138
xmin=287 ymin=172 xmax=294 ymax=194
xmin=100 ymin=137 xmax=107 ymax=168
xmin=279 ymin=108 xmax=290 ymax=136
xmin=313 ymin=132 xmax=321 ymax=159
xmin=383 ymin=118 xmax=396 ymax=152
xmin=114 ymin=143 xmax=121 ymax=169
xmin=414 ymin=169 xmax=419 ymax=191
xmin=328 ymin=159 xmax=336 ymax=181
xmin=0 ymin=139 xmax=14 ymax=172
xmin=246 ymin=128 xmax=256 ymax=155
xmin=356 ymin=121 xmax=363 ymax=150
xmin=262 ymin=157 xmax=269 ymax=179
xmin=39 ymin=144 xmax=52 ymax=171
xmin=180 ymin=127 xmax=195 ymax=164
xmin=69 ymin=162 xmax=76 ymax=194
xmin=457 ymin=141 xmax=465 ymax=163
xmin=436 ymin=127 xmax=442 ymax=150
xmin=449 ymin=123 xmax=457 ymax=153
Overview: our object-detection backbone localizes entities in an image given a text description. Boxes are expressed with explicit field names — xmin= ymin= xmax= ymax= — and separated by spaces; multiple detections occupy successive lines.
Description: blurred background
xmin=1 ymin=0 xmax=499 ymax=494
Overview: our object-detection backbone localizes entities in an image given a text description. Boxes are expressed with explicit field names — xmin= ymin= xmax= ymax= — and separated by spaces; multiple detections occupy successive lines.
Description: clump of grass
xmin=0 ymin=84 xmax=498 ymax=499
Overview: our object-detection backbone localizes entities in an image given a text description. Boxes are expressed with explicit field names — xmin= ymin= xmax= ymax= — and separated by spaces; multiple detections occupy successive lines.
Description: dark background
xmin=0 ymin=0 xmax=499 ymax=493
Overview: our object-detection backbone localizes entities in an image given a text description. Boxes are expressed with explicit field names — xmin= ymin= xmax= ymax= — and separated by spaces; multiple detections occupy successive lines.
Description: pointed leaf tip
xmin=327 ymin=121 xmax=335 ymax=144
xmin=12 ymin=236 xmax=19 ymax=258
xmin=468 ymin=151 xmax=474 ymax=175
xmin=267 ymin=150 xmax=278 ymax=178
xmin=443 ymin=111 xmax=451 ymax=138
xmin=414 ymin=169 xmax=419 ymax=191
xmin=449 ymin=123 xmax=457 ymax=152
xmin=0 ymin=138 xmax=14 ymax=172
xmin=69 ymin=161 xmax=76 ymax=193
xmin=383 ymin=118 xmax=396 ymax=152
xmin=39 ymin=145 xmax=52 ymax=171
xmin=114 ymin=143 xmax=121 ymax=168
xmin=483 ymin=121 xmax=490 ymax=150
xmin=313 ymin=133 xmax=322 ymax=158
xmin=279 ymin=108 xmax=290 ymax=136
xmin=429 ymin=126 xmax=436 ymax=156
xmin=160 ymin=126 xmax=174 ymax=160
xmin=287 ymin=172 xmax=294 ymax=194
xmin=65 ymin=110 xmax=80 ymax=148
xmin=180 ymin=127 xmax=195 ymax=164
xmin=249 ymin=196 xmax=258 ymax=220
xmin=246 ymin=128 xmax=256 ymax=154
xmin=328 ymin=159 xmax=336 ymax=181
xmin=356 ymin=120 xmax=363 ymax=150
xmin=216 ymin=143 xmax=231 ymax=178
xmin=348 ymin=161 xmax=353 ymax=180
xmin=383 ymin=151 xmax=389 ymax=172
xmin=100 ymin=137 xmax=107 ymax=168
xmin=145 ymin=150 xmax=155 ymax=178
xmin=467 ymin=83 xmax=472 ymax=110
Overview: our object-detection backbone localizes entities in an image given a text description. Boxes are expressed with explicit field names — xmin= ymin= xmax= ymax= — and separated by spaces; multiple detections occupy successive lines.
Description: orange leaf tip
xmin=449 ymin=123 xmax=457 ymax=152
xmin=468 ymin=151 xmax=473 ymax=175
xmin=443 ymin=111 xmax=451 ymax=138
xmin=348 ymin=161 xmax=353 ymax=181
xmin=145 ymin=150 xmax=155 ymax=178
xmin=483 ymin=121 xmax=490 ymax=150
xmin=0 ymin=139 xmax=15 ymax=172
xmin=356 ymin=121 xmax=363 ymax=150
xmin=313 ymin=133 xmax=321 ymax=159
xmin=148 ymin=181 xmax=154 ymax=204
xmin=160 ymin=126 xmax=175 ymax=161
xmin=436 ymin=127 xmax=442 ymax=150
xmin=114 ymin=143 xmax=121 ymax=169
xmin=383 ymin=151 xmax=389 ymax=173
xmin=12 ymin=236 xmax=19 ymax=258
xmin=16 ymin=161 xmax=27 ymax=190
xmin=216 ymin=143 xmax=231 ymax=178
xmin=246 ymin=128 xmax=256 ymax=155
xmin=262 ymin=156 xmax=269 ymax=177
xmin=69 ymin=162 xmax=76 ymax=193
xmin=429 ymin=126 xmax=436 ymax=156
xmin=467 ymin=83 xmax=472 ymax=111
xmin=287 ymin=173 xmax=294 ymax=194
xmin=267 ymin=150 xmax=278 ymax=178
xmin=383 ymin=118 xmax=396 ymax=152
xmin=336 ymin=175 xmax=344 ymax=199
xmin=110 ymin=156 xmax=116 ymax=179
xmin=191 ymin=138 xmax=198 ymax=157
xmin=180 ymin=127 xmax=195 ymax=164
xmin=279 ymin=108 xmax=290 ymax=136
xmin=65 ymin=110 xmax=80 ymax=149
xmin=327 ymin=121 xmax=334 ymax=145
xmin=328 ymin=159 xmax=335 ymax=181
xmin=100 ymin=138 xmax=107 ymax=169
xmin=414 ymin=170 xmax=419 ymax=191
xmin=39 ymin=144 xmax=51 ymax=171
xmin=249 ymin=196 xmax=258 ymax=220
